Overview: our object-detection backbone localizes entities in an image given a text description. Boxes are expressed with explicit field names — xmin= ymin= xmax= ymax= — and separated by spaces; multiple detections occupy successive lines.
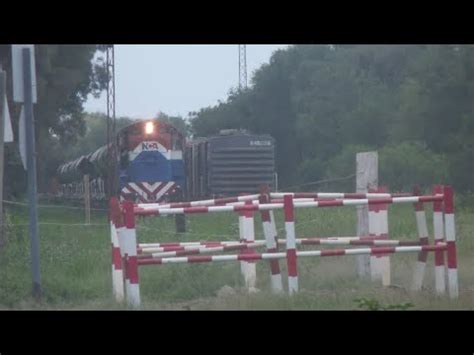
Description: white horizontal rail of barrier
xmin=134 ymin=195 xmax=444 ymax=216
xmin=269 ymin=192 xmax=412 ymax=199
xmin=136 ymin=194 xmax=260 ymax=210
xmin=138 ymin=244 xmax=447 ymax=266
xmin=137 ymin=235 xmax=392 ymax=249
xmin=140 ymin=238 xmax=422 ymax=258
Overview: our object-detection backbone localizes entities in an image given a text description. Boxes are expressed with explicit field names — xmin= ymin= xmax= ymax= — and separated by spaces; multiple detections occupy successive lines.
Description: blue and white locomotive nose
xmin=117 ymin=119 xmax=186 ymax=203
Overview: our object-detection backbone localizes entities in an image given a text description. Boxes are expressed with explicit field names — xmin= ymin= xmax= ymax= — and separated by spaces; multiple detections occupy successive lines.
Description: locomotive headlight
xmin=145 ymin=121 xmax=154 ymax=134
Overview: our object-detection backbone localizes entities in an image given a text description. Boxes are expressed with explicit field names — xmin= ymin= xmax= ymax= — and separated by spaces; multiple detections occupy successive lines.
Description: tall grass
xmin=0 ymin=201 xmax=472 ymax=310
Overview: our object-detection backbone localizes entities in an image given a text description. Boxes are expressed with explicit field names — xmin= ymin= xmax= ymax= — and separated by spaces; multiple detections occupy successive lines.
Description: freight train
xmin=56 ymin=119 xmax=276 ymax=203
xmin=185 ymin=129 xmax=276 ymax=200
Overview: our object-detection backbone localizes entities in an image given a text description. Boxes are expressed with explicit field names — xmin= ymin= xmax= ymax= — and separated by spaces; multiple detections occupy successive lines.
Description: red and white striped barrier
xmin=110 ymin=198 xmax=124 ymax=302
xmin=140 ymin=240 xmax=266 ymax=259
xmin=368 ymin=187 xmax=390 ymax=286
xmin=443 ymin=186 xmax=458 ymax=299
xmin=137 ymin=240 xmax=252 ymax=254
xmin=137 ymin=235 xmax=399 ymax=249
xmin=138 ymin=240 xmax=247 ymax=248
xmin=136 ymin=194 xmax=260 ymax=210
xmin=412 ymin=186 xmax=430 ymax=291
xmin=284 ymin=195 xmax=298 ymax=294
xmin=270 ymin=192 xmax=412 ymax=199
xmin=432 ymin=185 xmax=446 ymax=295
xmin=139 ymin=238 xmax=423 ymax=259
xmin=135 ymin=192 xmax=411 ymax=211
xmin=138 ymin=244 xmax=448 ymax=266
xmin=259 ymin=192 xmax=283 ymax=293
xmin=122 ymin=200 xmax=140 ymax=308
xmin=239 ymin=200 xmax=257 ymax=289
xmin=138 ymin=236 xmax=421 ymax=254
xmin=291 ymin=237 xmax=420 ymax=246
xmin=134 ymin=195 xmax=444 ymax=216
xmin=111 ymin=186 xmax=459 ymax=307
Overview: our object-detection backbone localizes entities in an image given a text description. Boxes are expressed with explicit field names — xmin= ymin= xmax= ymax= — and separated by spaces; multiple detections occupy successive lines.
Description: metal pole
xmin=106 ymin=48 xmax=111 ymax=199
xmin=23 ymin=48 xmax=41 ymax=299
xmin=0 ymin=69 xmax=5 ymax=245
xmin=238 ymin=46 xmax=241 ymax=91
xmin=174 ymin=188 xmax=186 ymax=233
xmin=111 ymin=46 xmax=118 ymax=197
xmin=106 ymin=45 xmax=117 ymax=199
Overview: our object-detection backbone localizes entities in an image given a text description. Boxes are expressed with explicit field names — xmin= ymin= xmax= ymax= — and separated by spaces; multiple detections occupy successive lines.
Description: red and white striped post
xmin=284 ymin=195 xmax=298 ymax=294
xmin=368 ymin=187 xmax=390 ymax=286
xmin=238 ymin=210 xmax=245 ymax=279
xmin=238 ymin=200 xmax=257 ymax=290
xmin=443 ymin=186 xmax=459 ymax=299
xmin=238 ymin=210 xmax=248 ymax=286
xmin=242 ymin=201 xmax=257 ymax=291
xmin=412 ymin=186 xmax=429 ymax=291
xmin=259 ymin=189 xmax=283 ymax=293
xmin=432 ymin=185 xmax=446 ymax=295
xmin=110 ymin=198 xmax=125 ymax=302
xmin=123 ymin=200 xmax=141 ymax=308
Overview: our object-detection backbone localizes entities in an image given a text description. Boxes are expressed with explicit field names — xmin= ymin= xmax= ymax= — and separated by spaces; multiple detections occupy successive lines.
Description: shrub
xmin=379 ymin=142 xmax=449 ymax=192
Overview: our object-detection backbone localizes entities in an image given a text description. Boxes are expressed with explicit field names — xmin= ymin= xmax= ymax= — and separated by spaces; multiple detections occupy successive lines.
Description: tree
xmin=156 ymin=112 xmax=191 ymax=137
xmin=0 ymin=45 xmax=107 ymax=195
xmin=189 ymin=44 xmax=474 ymax=194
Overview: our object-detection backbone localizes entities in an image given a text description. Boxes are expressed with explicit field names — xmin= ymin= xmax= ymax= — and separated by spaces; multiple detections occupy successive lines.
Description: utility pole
xmin=238 ymin=45 xmax=248 ymax=91
xmin=11 ymin=45 xmax=41 ymax=299
xmin=106 ymin=45 xmax=117 ymax=199
xmin=23 ymin=48 xmax=41 ymax=299
xmin=0 ymin=67 xmax=5 ymax=245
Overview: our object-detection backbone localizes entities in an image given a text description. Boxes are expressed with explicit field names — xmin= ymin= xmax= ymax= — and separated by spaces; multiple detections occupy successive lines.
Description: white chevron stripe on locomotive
xmin=154 ymin=182 xmax=176 ymax=201
xmin=120 ymin=182 xmax=176 ymax=202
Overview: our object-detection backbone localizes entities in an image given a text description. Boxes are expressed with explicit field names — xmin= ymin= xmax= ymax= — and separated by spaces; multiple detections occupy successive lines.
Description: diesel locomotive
xmin=56 ymin=121 xmax=276 ymax=203
xmin=57 ymin=119 xmax=186 ymax=203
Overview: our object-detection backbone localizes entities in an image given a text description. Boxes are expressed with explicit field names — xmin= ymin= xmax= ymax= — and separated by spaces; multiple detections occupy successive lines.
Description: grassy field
xmin=0 ymin=200 xmax=472 ymax=310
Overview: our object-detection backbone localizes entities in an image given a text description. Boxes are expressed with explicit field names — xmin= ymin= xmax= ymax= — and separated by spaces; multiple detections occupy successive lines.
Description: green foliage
xmin=0 ymin=45 xmax=107 ymax=196
xmin=58 ymin=112 xmax=133 ymax=160
xmin=379 ymin=142 xmax=449 ymax=192
xmin=323 ymin=144 xmax=373 ymax=191
xmin=190 ymin=45 xmax=474 ymax=194
xmin=3 ymin=44 xmax=473 ymax=197
xmin=156 ymin=112 xmax=191 ymax=137
xmin=38 ymin=113 xmax=134 ymax=193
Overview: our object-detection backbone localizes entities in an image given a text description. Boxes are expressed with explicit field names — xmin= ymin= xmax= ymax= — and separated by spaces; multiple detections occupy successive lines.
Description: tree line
xmin=0 ymin=45 xmax=107 ymax=197
xmin=189 ymin=45 xmax=474 ymax=193
xmin=1 ymin=45 xmax=472 ymax=197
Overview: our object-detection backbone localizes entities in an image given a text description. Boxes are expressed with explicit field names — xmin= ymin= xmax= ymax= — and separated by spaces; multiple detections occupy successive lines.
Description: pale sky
xmin=84 ymin=45 xmax=289 ymax=119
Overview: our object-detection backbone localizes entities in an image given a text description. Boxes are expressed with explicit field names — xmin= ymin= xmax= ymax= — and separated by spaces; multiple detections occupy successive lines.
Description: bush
xmin=294 ymin=158 xmax=326 ymax=187
xmin=379 ymin=142 xmax=449 ymax=192
xmin=319 ymin=142 xmax=449 ymax=193
xmin=323 ymin=144 xmax=374 ymax=191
